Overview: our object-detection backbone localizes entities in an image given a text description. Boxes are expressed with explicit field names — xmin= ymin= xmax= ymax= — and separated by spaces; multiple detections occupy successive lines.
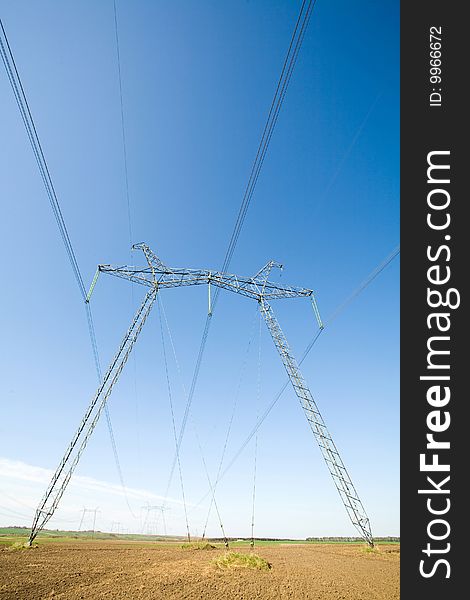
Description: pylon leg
xmin=28 ymin=288 xmax=157 ymax=545
xmin=259 ymin=298 xmax=373 ymax=546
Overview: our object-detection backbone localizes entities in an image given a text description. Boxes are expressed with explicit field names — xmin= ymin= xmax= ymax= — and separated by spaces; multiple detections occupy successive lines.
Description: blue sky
xmin=0 ymin=0 xmax=399 ymax=539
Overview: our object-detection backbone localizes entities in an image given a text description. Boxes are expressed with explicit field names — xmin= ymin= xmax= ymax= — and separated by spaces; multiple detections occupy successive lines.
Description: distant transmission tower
xmin=141 ymin=504 xmax=169 ymax=536
xmin=27 ymin=244 xmax=373 ymax=546
xmin=110 ymin=521 xmax=121 ymax=535
xmin=78 ymin=507 xmax=100 ymax=535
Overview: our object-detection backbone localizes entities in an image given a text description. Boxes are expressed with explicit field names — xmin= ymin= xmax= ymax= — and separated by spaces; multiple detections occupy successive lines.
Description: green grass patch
xmin=1 ymin=540 xmax=37 ymax=551
xmin=213 ymin=551 xmax=271 ymax=571
xmin=363 ymin=544 xmax=381 ymax=554
xmin=181 ymin=541 xmax=217 ymax=551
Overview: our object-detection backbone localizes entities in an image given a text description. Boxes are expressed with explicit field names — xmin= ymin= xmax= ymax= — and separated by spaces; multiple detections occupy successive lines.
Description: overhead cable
xmin=164 ymin=0 xmax=318 ymax=496
xmin=158 ymin=296 xmax=228 ymax=544
xmin=0 ymin=17 xmax=134 ymax=518
xmin=190 ymin=244 xmax=400 ymax=509
xmin=201 ymin=309 xmax=259 ymax=538
xmin=112 ymin=0 xmax=143 ymax=470
xmin=157 ymin=295 xmax=191 ymax=542
xmin=220 ymin=245 xmax=400 ymax=481
xmin=0 ymin=18 xmax=86 ymax=299
xmin=112 ymin=0 xmax=133 ymax=246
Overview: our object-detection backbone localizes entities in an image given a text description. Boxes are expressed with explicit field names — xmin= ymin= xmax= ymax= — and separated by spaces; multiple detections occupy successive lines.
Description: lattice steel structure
xmin=28 ymin=244 xmax=373 ymax=546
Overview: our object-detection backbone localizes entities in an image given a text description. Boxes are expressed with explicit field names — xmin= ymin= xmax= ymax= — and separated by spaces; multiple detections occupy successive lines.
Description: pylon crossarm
xmin=98 ymin=265 xmax=312 ymax=301
xmin=258 ymin=297 xmax=374 ymax=546
xmin=28 ymin=288 xmax=157 ymax=545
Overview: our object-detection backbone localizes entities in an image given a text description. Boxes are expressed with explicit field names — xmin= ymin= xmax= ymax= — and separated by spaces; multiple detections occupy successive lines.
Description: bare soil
xmin=0 ymin=541 xmax=399 ymax=599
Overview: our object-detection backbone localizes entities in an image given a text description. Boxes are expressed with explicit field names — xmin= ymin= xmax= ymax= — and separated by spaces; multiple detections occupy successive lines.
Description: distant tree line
xmin=305 ymin=536 xmax=400 ymax=542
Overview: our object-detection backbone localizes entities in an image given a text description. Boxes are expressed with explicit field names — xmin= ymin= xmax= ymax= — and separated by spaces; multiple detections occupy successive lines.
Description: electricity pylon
xmin=28 ymin=243 xmax=373 ymax=546
xmin=78 ymin=507 xmax=100 ymax=534
xmin=110 ymin=521 xmax=121 ymax=535
xmin=141 ymin=504 xmax=169 ymax=536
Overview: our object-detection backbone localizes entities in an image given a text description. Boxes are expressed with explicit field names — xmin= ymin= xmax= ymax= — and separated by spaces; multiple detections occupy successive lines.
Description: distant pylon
xmin=78 ymin=507 xmax=100 ymax=535
xmin=141 ymin=504 xmax=169 ymax=536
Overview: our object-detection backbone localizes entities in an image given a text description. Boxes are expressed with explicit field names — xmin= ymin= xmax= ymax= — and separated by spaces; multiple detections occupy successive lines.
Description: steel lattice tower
xmin=28 ymin=244 xmax=373 ymax=546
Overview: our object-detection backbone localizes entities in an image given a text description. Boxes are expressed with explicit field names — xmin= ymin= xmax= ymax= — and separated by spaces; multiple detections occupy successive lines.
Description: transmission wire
xmin=201 ymin=309 xmax=259 ymax=539
xmin=163 ymin=0 xmax=317 ymax=502
xmin=190 ymin=244 xmax=400 ymax=510
xmin=192 ymin=424 xmax=229 ymax=547
xmin=111 ymin=0 xmax=143 ymax=467
xmin=219 ymin=0 xmax=317 ymax=281
xmin=310 ymin=91 xmax=384 ymax=223
xmin=0 ymin=19 xmax=85 ymax=298
xmin=112 ymin=0 xmax=133 ymax=245
xmin=250 ymin=313 xmax=262 ymax=549
xmin=157 ymin=296 xmax=228 ymax=545
xmin=157 ymin=296 xmax=191 ymax=542
xmin=0 ymin=17 xmax=136 ymax=520
xmin=219 ymin=245 xmax=401 ymax=485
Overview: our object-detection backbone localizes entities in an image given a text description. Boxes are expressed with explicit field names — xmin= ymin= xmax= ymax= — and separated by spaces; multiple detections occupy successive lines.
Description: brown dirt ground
xmin=0 ymin=541 xmax=399 ymax=600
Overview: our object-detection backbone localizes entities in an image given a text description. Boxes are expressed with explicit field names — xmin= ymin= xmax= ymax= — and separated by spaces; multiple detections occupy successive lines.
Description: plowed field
xmin=0 ymin=541 xmax=399 ymax=599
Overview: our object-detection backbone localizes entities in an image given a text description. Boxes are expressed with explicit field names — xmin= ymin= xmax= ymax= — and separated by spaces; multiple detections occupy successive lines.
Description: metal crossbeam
xmin=28 ymin=244 xmax=373 ymax=546
xmin=97 ymin=244 xmax=312 ymax=302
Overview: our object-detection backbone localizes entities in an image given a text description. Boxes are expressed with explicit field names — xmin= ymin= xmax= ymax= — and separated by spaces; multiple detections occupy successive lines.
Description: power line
xmin=326 ymin=245 xmax=400 ymax=324
xmin=190 ymin=245 xmax=400 ymax=510
xmin=250 ymin=314 xmax=262 ymax=549
xmin=158 ymin=295 xmax=228 ymax=544
xmin=88 ymin=302 xmax=137 ymax=519
xmin=157 ymin=296 xmax=191 ymax=542
xmin=310 ymin=90 xmax=384 ymax=223
xmin=201 ymin=309 xmax=259 ymax=538
xmin=0 ymin=505 xmax=33 ymax=520
xmin=112 ymin=0 xmax=142 ymax=462
xmin=164 ymin=0 xmax=318 ymax=499
xmin=0 ymin=18 xmax=86 ymax=299
xmin=112 ymin=0 xmax=133 ymax=246
xmin=0 ymin=490 xmax=35 ymax=510
xmin=219 ymin=0 xmax=317 ymax=281
xmin=0 ymin=17 xmax=133 ymax=517
xmin=192 ymin=422 xmax=228 ymax=546
xmin=224 ymin=245 xmax=400 ymax=480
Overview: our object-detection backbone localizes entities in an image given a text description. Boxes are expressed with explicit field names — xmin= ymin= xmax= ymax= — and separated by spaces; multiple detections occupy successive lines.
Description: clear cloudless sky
xmin=0 ymin=0 xmax=399 ymax=539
